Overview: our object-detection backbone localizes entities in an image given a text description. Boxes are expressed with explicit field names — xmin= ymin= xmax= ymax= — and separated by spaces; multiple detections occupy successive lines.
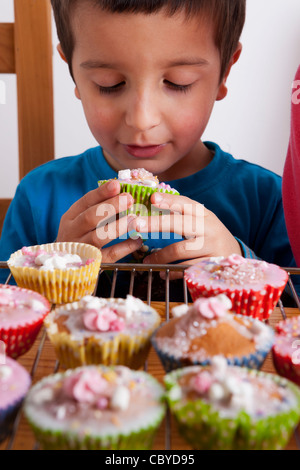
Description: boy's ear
xmin=57 ymin=43 xmax=80 ymax=99
xmin=216 ymin=42 xmax=242 ymax=101
xmin=57 ymin=43 xmax=68 ymax=63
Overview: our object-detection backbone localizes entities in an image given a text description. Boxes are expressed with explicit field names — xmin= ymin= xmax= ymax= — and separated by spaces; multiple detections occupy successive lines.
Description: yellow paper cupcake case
xmin=44 ymin=301 xmax=161 ymax=369
xmin=8 ymin=242 xmax=102 ymax=304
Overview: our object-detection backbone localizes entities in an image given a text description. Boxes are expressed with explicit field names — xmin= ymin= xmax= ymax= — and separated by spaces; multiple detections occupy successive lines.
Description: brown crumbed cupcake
xmin=151 ymin=294 xmax=274 ymax=372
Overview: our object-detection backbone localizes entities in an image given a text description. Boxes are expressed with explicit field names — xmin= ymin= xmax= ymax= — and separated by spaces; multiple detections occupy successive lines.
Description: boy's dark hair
xmin=51 ymin=0 xmax=246 ymax=81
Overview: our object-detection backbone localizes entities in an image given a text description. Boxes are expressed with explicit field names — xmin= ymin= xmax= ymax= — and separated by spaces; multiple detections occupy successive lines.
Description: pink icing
xmin=0 ymin=285 xmax=50 ymax=329
xmin=219 ymin=254 xmax=245 ymax=266
xmin=192 ymin=371 xmax=213 ymax=394
xmin=0 ymin=357 xmax=31 ymax=409
xmin=194 ymin=297 xmax=227 ymax=319
xmin=83 ymin=308 xmax=125 ymax=332
xmin=63 ymin=370 xmax=108 ymax=404
xmin=85 ymin=258 xmax=94 ymax=265
xmin=96 ymin=397 xmax=109 ymax=410
xmin=276 ymin=317 xmax=300 ymax=337
xmin=185 ymin=257 xmax=288 ymax=290
xmin=117 ymin=168 xmax=178 ymax=193
xmin=273 ymin=335 xmax=300 ymax=361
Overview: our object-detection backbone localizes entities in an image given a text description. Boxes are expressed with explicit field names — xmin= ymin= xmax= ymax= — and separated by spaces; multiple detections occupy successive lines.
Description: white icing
xmin=171 ymin=304 xmax=189 ymax=318
xmin=118 ymin=169 xmax=131 ymax=180
xmin=111 ymin=386 xmax=130 ymax=411
xmin=32 ymin=387 xmax=55 ymax=404
xmin=0 ymin=365 xmax=12 ymax=380
xmin=36 ymin=253 xmax=82 ymax=271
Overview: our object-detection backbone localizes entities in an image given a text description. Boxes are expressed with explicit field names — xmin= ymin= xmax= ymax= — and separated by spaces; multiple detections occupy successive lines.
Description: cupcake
xmin=272 ymin=316 xmax=300 ymax=386
xmin=44 ymin=294 xmax=161 ymax=369
xmin=184 ymin=254 xmax=288 ymax=320
xmin=0 ymin=284 xmax=50 ymax=358
xmin=98 ymin=168 xmax=179 ymax=215
xmin=0 ymin=357 xmax=31 ymax=443
xmin=164 ymin=356 xmax=300 ymax=450
xmin=151 ymin=295 xmax=274 ymax=372
xmin=7 ymin=242 xmax=102 ymax=304
xmin=23 ymin=365 xmax=165 ymax=450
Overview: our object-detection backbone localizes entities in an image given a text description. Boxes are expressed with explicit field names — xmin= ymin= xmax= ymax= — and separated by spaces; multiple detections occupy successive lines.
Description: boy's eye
xmin=164 ymin=80 xmax=192 ymax=93
xmin=98 ymin=82 xmax=125 ymax=94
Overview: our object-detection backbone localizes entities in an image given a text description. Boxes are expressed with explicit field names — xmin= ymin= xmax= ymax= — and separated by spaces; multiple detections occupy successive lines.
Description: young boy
xmin=0 ymin=0 xmax=298 ymax=298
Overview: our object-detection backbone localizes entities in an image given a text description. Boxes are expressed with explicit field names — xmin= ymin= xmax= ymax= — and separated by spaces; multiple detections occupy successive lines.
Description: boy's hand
xmin=56 ymin=181 xmax=143 ymax=262
xmin=129 ymin=192 xmax=242 ymax=279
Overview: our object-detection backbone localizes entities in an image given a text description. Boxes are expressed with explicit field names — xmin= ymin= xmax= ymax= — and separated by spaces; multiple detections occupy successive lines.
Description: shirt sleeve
xmin=235 ymin=238 xmax=260 ymax=260
xmin=0 ymin=183 xmax=37 ymax=284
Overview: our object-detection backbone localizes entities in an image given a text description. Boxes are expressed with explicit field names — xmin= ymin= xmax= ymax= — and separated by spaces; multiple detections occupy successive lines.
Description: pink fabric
xmin=283 ymin=66 xmax=300 ymax=266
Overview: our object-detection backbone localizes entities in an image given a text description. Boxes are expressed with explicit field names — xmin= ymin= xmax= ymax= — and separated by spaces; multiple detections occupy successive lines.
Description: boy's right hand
xmin=56 ymin=180 xmax=143 ymax=262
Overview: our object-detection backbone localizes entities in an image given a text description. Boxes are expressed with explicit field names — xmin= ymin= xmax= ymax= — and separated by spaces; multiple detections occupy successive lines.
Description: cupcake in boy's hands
xmin=272 ymin=316 xmax=300 ymax=386
xmin=98 ymin=168 xmax=179 ymax=215
xmin=151 ymin=295 xmax=274 ymax=372
xmin=8 ymin=242 xmax=102 ymax=304
xmin=184 ymin=254 xmax=288 ymax=320
xmin=0 ymin=357 xmax=31 ymax=443
xmin=23 ymin=365 xmax=165 ymax=450
xmin=0 ymin=284 xmax=50 ymax=358
xmin=44 ymin=294 xmax=161 ymax=369
xmin=164 ymin=357 xmax=300 ymax=450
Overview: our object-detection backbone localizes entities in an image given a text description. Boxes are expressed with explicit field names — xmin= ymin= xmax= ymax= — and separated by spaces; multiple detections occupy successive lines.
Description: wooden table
xmin=1 ymin=303 xmax=300 ymax=451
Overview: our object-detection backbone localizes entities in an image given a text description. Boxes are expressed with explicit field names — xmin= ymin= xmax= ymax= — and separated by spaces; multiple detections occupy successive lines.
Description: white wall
xmin=1 ymin=0 xmax=300 ymax=198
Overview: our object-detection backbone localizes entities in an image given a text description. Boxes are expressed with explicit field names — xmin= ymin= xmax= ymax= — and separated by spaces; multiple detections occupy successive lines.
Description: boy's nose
xmin=125 ymin=91 xmax=161 ymax=132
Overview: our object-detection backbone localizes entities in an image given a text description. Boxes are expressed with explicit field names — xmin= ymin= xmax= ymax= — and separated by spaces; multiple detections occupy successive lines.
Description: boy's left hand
xmin=129 ymin=192 xmax=242 ymax=279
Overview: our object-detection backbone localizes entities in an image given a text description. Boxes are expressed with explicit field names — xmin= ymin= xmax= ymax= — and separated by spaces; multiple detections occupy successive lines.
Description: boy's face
xmin=69 ymin=4 xmax=231 ymax=179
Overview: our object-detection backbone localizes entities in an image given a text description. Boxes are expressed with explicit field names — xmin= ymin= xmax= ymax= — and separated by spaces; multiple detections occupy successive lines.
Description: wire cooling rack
xmin=1 ymin=262 xmax=300 ymax=450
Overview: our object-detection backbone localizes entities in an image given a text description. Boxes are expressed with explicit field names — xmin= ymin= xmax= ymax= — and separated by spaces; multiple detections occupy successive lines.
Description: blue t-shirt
xmin=0 ymin=142 xmax=297 ymax=292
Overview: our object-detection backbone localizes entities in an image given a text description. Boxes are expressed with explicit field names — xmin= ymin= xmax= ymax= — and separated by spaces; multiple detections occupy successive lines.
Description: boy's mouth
xmin=123 ymin=144 xmax=166 ymax=158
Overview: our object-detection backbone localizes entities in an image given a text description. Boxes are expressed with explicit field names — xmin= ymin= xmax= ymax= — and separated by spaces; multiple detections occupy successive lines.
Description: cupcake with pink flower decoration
xmin=98 ymin=168 xmax=179 ymax=215
xmin=23 ymin=364 xmax=165 ymax=450
xmin=44 ymin=294 xmax=161 ymax=369
xmin=184 ymin=255 xmax=288 ymax=320
xmin=151 ymin=294 xmax=274 ymax=372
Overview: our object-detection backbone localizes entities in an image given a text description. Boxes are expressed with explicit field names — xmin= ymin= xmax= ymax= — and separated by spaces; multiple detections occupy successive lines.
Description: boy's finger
xmin=69 ymin=193 xmax=133 ymax=239
xmin=100 ymin=238 xmax=144 ymax=263
xmin=142 ymin=239 xmax=205 ymax=265
xmin=150 ymin=192 xmax=203 ymax=216
xmin=79 ymin=212 xmax=138 ymax=247
xmin=66 ymin=181 xmax=121 ymax=220
xmin=132 ymin=212 xmax=205 ymax=239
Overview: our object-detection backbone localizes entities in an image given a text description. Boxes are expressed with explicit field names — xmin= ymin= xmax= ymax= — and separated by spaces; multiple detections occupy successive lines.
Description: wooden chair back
xmin=0 ymin=0 xmax=54 ymax=234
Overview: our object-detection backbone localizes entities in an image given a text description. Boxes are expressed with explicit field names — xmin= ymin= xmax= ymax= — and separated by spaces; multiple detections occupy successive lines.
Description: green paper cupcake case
xmin=164 ymin=366 xmax=300 ymax=450
xmin=23 ymin=365 xmax=166 ymax=450
xmin=98 ymin=180 xmax=179 ymax=215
